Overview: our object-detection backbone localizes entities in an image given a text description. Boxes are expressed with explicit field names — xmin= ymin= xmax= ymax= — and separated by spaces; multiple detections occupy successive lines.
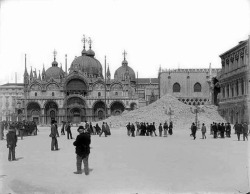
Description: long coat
xmin=73 ymin=133 xmax=91 ymax=158
xmin=7 ymin=130 xmax=17 ymax=147
xmin=49 ymin=124 xmax=57 ymax=138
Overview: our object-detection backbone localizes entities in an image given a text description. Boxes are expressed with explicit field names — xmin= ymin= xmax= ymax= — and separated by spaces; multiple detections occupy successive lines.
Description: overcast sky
xmin=0 ymin=0 xmax=249 ymax=84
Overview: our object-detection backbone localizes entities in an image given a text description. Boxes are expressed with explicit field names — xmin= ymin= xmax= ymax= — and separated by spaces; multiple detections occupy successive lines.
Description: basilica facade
xmin=19 ymin=40 xmax=139 ymax=124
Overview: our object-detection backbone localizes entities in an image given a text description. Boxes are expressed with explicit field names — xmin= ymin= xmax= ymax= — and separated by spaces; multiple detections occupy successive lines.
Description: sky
xmin=0 ymin=0 xmax=249 ymax=84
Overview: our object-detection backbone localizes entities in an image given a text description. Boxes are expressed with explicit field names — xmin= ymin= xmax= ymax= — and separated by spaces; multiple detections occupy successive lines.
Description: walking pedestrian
xmin=163 ymin=121 xmax=168 ymax=137
xmin=61 ymin=121 xmax=65 ymax=135
xmin=99 ymin=122 xmax=107 ymax=137
xmin=201 ymin=123 xmax=206 ymax=139
xmin=235 ymin=122 xmax=242 ymax=141
xmin=73 ymin=126 xmax=91 ymax=175
xmin=126 ymin=122 xmax=131 ymax=136
xmin=130 ymin=123 xmax=135 ymax=137
xmin=243 ymin=122 xmax=248 ymax=141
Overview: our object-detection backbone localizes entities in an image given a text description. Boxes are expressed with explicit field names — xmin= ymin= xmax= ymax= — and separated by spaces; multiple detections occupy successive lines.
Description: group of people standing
xmin=126 ymin=121 xmax=173 ymax=137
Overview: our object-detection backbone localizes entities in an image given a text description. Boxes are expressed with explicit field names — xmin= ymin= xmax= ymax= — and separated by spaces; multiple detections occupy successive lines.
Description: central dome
xmin=114 ymin=59 xmax=136 ymax=82
xmin=45 ymin=66 xmax=64 ymax=80
xmin=70 ymin=55 xmax=103 ymax=77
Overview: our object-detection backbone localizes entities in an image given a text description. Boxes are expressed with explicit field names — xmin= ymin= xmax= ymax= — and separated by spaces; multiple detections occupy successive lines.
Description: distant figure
xmin=191 ymin=123 xmax=197 ymax=140
xmin=99 ymin=122 xmax=107 ymax=137
xmin=169 ymin=121 xmax=173 ymax=135
xmin=158 ymin=123 xmax=163 ymax=137
xmin=66 ymin=121 xmax=73 ymax=139
xmin=106 ymin=123 xmax=111 ymax=136
xmin=130 ymin=123 xmax=135 ymax=137
xmin=152 ymin=122 xmax=157 ymax=136
xmin=61 ymin=121 xmax=65 ymax=135
xmin=243 ymin=122 xmax=248 ymax=141
xmin=49 ymin=120 xmax=59 ymax=151
xmin=163 ymin=121 xmax=168 ymax=137
xmin=95 ymin=123 xmax=101 ymax=135
xmin=126 ymin=122 xmax=131 ymax=136
xmin=0 ymin=121 xmax=4 ymax=140
xmin=6 ymin=125 xmax=18 ymax=161
xmin=201 ymin=123 xmax=206 ymax=139
xmin=73 ymin=126 xmax=91 ymax=175
xmin=235 ymin=122 xmax=242 ymax=141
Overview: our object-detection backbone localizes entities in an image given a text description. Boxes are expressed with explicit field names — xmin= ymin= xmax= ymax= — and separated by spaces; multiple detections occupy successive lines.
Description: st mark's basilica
xmin=20 ymin=38 xmax=139 ymax=124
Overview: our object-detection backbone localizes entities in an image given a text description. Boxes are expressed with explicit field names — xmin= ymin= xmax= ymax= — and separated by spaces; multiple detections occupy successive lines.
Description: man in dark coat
xmin=126 ymin=122 xmax=131 ymax=136
xmin=61 ymin=121 xmax=65 ymax=135
xmin=130 ymin=123 xmax=135 ymax=137
xmin=243 ymin=122 xmax=248 ymax=141
xmin=6 ymin=125 xmax=18 ymax=161
xmin=65 ymin=121 xmax=73 ymax=139
xmin=73 ymin=126 xmax=91 ymax=175
xmin=191 ymin=123 xmax=197 ymax=140
xmin=50 ymin=120 xmax=59 ymax=151
xmin=99 ymin=122 xmax=107 ymax=137
xmin=235 ymin=122 xmax=242 ymax=141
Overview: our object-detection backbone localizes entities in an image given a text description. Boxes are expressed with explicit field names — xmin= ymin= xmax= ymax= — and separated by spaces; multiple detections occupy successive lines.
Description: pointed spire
xmin=34 ymin=68 xmax=37 ymax=79
xmin=209 ymin=63 xmax=212 ymax=78
xmin=65 ymin=54 xmax=68 ymax=76
xmin=107 ymin=64 xmax=111 ymax=79
xmin=122 ymin=50 xmax=128 ymax=66
xmin=30 ymin=66 xmax=33 ymax=81
xmin=24 ymin=54 xmax=28 ymax=76
xmin=38 ymin=70 xmax=41 ymax=81
xmin=42 ymin=64 xmax=46 ymax=80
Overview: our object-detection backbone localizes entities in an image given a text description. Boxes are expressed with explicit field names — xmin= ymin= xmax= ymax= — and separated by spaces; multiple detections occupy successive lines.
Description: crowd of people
xmin=189 ymin=121 xmax=249 ymax=141
xmin=126 ymin=121 xmax=174 ymax=137
xmin=0 ymin=120 xmax=38 ymax=140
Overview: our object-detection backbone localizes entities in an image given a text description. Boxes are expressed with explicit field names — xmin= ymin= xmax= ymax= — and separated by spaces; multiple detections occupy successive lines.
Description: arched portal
xmin=27 ymin=102 xmax=41 ymax=123
xmin=66 ymin=97 xmax=86 ymax=123
xmin=93 ymin=101 xmax=107 ymax=121
xmin=66 ymin=78 xmax=88 ymax=96
xmin=130 ymin=102 xmax=137 ymax=110
xmin=44 ymin=101 xmax=58 ymax=124
xmin=110 ymin=101 xmax=125 ymax=116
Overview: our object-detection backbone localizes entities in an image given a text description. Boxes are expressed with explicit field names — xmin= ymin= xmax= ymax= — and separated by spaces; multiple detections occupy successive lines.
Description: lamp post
xmin=190 ymin=104 xmax=204 ymax=129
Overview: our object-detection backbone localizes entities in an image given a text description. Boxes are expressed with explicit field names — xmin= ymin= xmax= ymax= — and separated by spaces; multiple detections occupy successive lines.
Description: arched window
xmin=115 ymin=92 xmax=118 ymax=96
xmin=35 ymin=92 xmax=37 ymax=96
xmin=173 ymin=83 xmax=181 ymax=93
xmin=194 ymin=83 xmax=201 ymax=92
xmin=52 ymin=92 xmax=54 ymax=96
xmin=98 ymin=92 xmax=101 ymax=97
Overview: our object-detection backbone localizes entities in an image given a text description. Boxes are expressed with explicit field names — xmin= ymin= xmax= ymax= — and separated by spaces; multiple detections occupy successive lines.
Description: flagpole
xmin=104 ymin=56 xmax=107 ymax=119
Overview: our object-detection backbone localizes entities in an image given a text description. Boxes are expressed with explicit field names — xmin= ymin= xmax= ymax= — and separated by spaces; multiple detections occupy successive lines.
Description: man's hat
xmin=77 ymin=126 xmax=84 ymax=133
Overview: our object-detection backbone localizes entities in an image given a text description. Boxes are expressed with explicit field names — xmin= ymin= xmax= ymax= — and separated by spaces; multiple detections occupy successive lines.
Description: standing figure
xmin=152 ymin=122 xmax=157 ymax=136
xmin=73 ymin=126 xmax=91 ymax=175
xmin=130 ymin=123 xmax=135 ymax=137
xmin=163 ymin=121 xmax=168 ymax=137
xmin=66 ymin=121 xmax=73 ymax=139
xmin=95 ymin=123 xmax=101 ymax=135
xmin=243 ymin=122 xmax=248 ymax=141
xmin=6 ymin=125 xmax=18 ymax=161
xmin=169 ymin=121 xmax=173 ymax=135
xmin=201 ymin=123 xmax=206 ymax=139
xmin=235 ymin=122 xmax=242 ymax=141
xmin=99 ymin=122 xmax=107 ymax=137
xmin=50 ymin=120 xmax=59 ymax=151
xmin=191 ymin=123 xmax=197 ymax=140
xmin=106 ymin=123 xmax=111 ymax=136
xmin=61 ymin=121 xmax=65 ymax=135
xmin=126 ymin=122 xmax=131 ymax=136
xmin=158 ymin=123 xmax=163 ymax=137
xmin=213 ymin=123 xmax=218 ymax=138
xmin=0 ymin=121 xmax=4 ymax=140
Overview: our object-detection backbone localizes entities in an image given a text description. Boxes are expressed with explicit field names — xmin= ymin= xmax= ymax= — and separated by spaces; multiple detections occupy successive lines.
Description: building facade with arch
xmin=158 ymin=68 xmax=221 ymax=106
xmin=17 ymin=40 xmax=139 ymax=124
xmin=218 ymin=37 xmax=250 ymax=124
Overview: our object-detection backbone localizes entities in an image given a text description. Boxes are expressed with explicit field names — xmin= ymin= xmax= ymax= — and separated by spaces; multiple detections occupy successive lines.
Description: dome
xmin=52 ymin=60 xmax=58 ymax=67
xmin=70 ymin=55 xmax=103 ymax=77
xmin=45 ymin=66 xmax=64 ymax=79
xmin=114 ymin=65 xmax=136 ymax=81
xmin=86 ymin=49 xmax=95 ymax=57
xmin=81 ymin=49 xmax=87 ymax=56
